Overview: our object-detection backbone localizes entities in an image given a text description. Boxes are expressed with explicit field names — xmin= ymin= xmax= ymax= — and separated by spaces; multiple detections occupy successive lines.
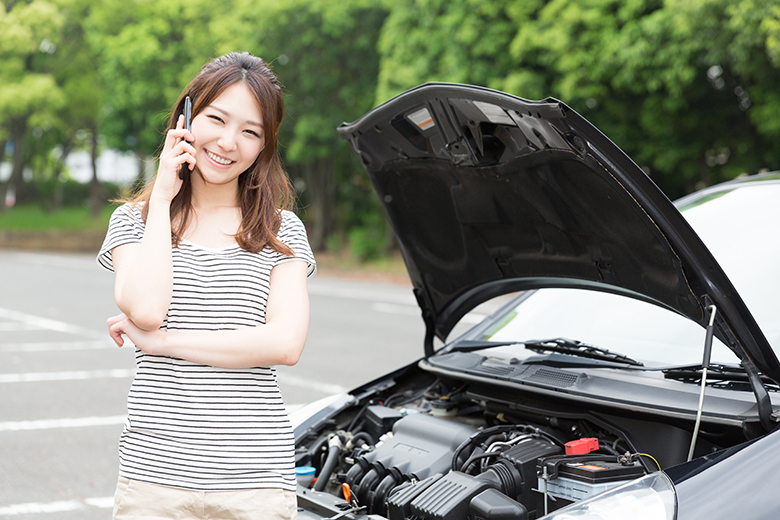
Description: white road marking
xmin=0 ymin=496 xmax=113 ymax=516
xmin=0 ymin=367 xmax=344 ymax=395
xmin=308 ymin=284 xmax=415 ymax=305
xmin=0 ymin=307 xmax=102 ymax=338
xmin=6 ymin=252 xmax=100 ymax=272
xmin=0 ymin=340 xmax=114 ymax=352
xmin=0 ymin=369 xmax=134 ymax=383
xmin=0 ymin=322 xmax=41 ymax=332
xmin=0 ymin=415 xmax=127 ymax=432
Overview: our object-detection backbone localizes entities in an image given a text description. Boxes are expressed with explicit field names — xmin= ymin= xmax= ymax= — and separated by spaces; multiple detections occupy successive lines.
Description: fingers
xmin=163 ymin=118 xmax=196 ymax=171
xmin=173 ymin=141 xmax=197 ymax=170
xmin=108 ymin=318 xmax=126 ymax=348
xmin=163 ymin=115 xmax=192 ymax=150
xmin=108 ymin=320 xmax=162 ymax=356
xmin=152 ymin=116 xmax=197 ymax=202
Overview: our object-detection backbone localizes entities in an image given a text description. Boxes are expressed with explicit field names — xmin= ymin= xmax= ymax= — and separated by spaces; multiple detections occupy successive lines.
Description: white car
xmin=291 ymin=84 xmax=780 ymax=520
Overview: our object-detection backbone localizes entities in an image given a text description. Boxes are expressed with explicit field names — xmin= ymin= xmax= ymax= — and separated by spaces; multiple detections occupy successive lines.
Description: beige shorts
xmin=113 ymin=476 xmax=298 ymax=520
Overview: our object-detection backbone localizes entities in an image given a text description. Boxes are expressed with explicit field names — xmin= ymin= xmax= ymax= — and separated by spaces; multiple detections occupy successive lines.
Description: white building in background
xmin=0 ymin=149 xmax=146 ymax=186
xmin=62 ymin=149 xmax=144 ymax=185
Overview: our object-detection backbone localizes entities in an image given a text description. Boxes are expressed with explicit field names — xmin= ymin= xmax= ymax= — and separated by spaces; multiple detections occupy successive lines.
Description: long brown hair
xmin=127 ymin=52 xmax=294 ymax=255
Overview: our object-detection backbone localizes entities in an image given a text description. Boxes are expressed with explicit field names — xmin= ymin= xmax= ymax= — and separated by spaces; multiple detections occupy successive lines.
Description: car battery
xmin=536 ymin=456 xmax=645 ymax=505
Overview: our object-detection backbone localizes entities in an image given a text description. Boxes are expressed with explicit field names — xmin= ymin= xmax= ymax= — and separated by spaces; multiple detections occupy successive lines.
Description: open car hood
xmin=337 ymin=83 xmax=780 ymax=384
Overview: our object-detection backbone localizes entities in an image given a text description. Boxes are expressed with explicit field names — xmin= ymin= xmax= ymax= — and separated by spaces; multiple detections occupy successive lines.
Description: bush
xmin=11 ymin=179 xmax=123 ymax=210
xmin=347 ymin=215 xmax=387 ymax=261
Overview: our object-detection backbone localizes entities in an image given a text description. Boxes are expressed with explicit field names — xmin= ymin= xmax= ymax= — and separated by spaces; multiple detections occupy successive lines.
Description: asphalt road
xmin=0 ymin=249 xmax=500 ymax=519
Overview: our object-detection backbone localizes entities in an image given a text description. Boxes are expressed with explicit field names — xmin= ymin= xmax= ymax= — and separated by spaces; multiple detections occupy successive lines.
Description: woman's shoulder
xmin=274 ymin=209 xmax=316 ymax=275
xmin=112 ymin=201 xmax=145 ymax=219
xmin=275 ymin=209 xmax=311 ymax=243
xmin=106 ymin=201 xmax=146 ymax=232
xmin=277 ymin=209 xmax=306 ymax=232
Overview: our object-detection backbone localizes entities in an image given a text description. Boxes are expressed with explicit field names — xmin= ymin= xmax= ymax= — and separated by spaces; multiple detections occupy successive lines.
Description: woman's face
xmin=190 ymin=82 xmax=265 ymax=188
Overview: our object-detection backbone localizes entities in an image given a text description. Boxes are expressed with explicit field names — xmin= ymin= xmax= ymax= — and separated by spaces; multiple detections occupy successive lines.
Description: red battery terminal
xmin=565 ymin=437 xmax=600 ymax=455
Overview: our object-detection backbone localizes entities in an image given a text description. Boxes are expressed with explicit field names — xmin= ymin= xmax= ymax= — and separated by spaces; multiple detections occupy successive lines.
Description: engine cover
xmin=355 ymin=413 xmax=477 ymax=482
xmin=348 ymin=414 xmax=477 ymax=513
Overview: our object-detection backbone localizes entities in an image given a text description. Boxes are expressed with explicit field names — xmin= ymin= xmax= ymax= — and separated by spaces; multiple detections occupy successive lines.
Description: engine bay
xmin=293 ymin=361 xmax=757 ymax=520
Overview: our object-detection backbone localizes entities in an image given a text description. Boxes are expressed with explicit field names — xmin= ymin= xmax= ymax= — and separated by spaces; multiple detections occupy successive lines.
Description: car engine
xmin=294 ymin=375 xmax=656 ymax=520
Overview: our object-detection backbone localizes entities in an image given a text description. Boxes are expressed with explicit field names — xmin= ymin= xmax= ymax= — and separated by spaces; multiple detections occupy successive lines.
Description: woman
xmin=97 ymin=52 xmax=315 ymax=520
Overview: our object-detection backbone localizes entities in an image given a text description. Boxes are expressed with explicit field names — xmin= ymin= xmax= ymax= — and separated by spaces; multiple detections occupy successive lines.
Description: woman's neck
xmin=190 ymin=175 xmax=241 ymax=212
xmin=183 ymin=176 xmax=243 ymax=248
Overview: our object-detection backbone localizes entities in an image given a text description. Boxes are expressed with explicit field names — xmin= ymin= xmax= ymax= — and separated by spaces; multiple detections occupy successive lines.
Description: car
xmin=290 ymin=83 xmax=780 ymax=520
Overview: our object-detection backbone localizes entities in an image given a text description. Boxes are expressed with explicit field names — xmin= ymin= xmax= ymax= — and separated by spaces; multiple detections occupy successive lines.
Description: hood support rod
xmin=742 ymin=355 xmax=775 ymax=433
xmin=710 ymin=296 xmax=777 ymax=433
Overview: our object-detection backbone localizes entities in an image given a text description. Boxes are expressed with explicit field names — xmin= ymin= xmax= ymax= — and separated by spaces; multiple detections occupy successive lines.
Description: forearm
xmin=114 ymin=200 xmax=174 ymax=330
xmin=157 ymin=320 xmax=309 ymax=369
xmin=109 ymin=256 xmax=312 ymax=368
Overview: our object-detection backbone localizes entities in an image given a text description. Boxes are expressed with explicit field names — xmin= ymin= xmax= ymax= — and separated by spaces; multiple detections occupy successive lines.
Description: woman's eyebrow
xmin=210 ymin=105 xmax=264 ymax=128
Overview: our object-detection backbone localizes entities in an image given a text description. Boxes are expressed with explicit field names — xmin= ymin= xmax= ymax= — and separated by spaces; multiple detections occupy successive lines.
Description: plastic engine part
xmin=469 ymin=488 xmax=528 ymax=520
xmin=355 ymin=414 xmax=477 ymax=484
xmin=410 ymin=471 xmax=493 ymax=520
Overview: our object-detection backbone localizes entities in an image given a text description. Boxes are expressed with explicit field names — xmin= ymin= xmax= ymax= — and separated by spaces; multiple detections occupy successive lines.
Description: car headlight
xmin=539 ymin=472 xmax=677 ymax=520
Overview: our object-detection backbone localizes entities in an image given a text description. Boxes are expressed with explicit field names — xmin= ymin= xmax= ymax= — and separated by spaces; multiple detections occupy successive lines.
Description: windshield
xmin=472 ymin=180 xmax=780 ymax=367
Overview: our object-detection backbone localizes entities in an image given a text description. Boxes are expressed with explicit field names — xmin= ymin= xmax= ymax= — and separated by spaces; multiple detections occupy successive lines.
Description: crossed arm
xmin=108 ymin=202 xmax=310 ymax=369
xmin=108 ymin=254 xmax=310 ymax=369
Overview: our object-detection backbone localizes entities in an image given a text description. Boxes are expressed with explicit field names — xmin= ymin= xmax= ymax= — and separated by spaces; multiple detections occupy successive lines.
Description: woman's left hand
xmin=107 ymin=313 xmax=165 ymax=355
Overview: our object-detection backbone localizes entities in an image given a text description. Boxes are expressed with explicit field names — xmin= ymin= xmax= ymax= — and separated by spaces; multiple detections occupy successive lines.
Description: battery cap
xmin=565 ymin=437 xmax=600 ymax=455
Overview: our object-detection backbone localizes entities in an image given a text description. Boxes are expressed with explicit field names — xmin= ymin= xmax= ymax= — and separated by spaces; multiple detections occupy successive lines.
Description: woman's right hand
xmin=151 ymin=114 xmax=196 ymax=204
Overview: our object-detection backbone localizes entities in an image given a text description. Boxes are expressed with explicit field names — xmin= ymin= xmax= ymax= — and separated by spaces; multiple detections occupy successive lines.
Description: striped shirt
xmin=97 ymin=204 xmax=316 ymax=491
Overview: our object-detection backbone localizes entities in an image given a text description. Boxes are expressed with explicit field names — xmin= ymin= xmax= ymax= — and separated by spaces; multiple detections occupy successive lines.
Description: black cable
xmin=459 ymin=452 xmax=502 ymax=473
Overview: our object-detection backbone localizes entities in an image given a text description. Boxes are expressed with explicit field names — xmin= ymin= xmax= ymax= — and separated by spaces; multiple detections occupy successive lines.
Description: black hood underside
xmin=337 ymin=83 xmax=780 ymax=385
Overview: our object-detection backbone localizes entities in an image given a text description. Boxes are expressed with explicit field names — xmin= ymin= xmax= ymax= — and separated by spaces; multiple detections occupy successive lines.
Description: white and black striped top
xmin=97 ymin=204 xmax=316 ymax=491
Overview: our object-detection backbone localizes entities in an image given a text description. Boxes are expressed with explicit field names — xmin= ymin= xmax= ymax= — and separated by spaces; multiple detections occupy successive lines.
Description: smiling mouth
xmin=206 ymin=149 xmax=235 ymax=166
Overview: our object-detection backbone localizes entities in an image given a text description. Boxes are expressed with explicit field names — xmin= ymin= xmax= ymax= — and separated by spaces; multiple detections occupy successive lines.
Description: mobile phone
xmin=179 ymin=96 xmax=192 ymax=180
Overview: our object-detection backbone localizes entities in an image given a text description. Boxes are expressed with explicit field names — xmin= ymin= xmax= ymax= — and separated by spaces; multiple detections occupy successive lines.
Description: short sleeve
xmin=273 ymin=210 xmax=316 ymax=278
xmin=96 ymin=204 xmax=146 ymax=273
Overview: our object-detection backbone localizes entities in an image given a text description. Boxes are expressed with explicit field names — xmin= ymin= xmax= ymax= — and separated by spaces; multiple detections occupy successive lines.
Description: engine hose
xmin=314 ymin=440 xmax=343 ymax=492
xmin=485 ymin=461 xmax=519 ymax=498
xmin=356 ymin=468 xmax=381 ymax=505
xmin=350 ymin=432 xmax=375 ymax=449
xmin=460 ymin=447 xmax=486 ymax=474
xmin=345 ymin=461 xmax=367 ymax=488
xmin=370 ymin=474 xmax=398 ymax=516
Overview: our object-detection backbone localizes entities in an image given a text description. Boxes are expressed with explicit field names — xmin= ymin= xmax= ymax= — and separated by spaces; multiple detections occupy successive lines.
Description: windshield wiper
xmin=524 ymin=338 xmax=644 ymax=367
xmin=444 ymin=340 xmax=523 ymax=353
xmin=663 ymin=363 xmax=779 ymax=388
xmin=445 ymin=337 xmax=644 ymax=367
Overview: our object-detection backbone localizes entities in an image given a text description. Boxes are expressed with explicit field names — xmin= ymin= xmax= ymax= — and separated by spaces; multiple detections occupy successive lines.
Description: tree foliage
xmin=218 ymin=0 xmax=389 ymax=250
xmin=376 ymin=0 xmax=780 ymax=198
xmin=0 ymin=0 xmax=66 ymax=209
xmin=2 ymin=0 xmax=780 ymax=248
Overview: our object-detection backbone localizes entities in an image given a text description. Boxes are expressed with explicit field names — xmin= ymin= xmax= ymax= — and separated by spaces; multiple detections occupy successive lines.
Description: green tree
xmin=225 ymin=0 xmax=389 ymax=251
xmin=47 ymin=0 xmax=106 ymax=215
xmin=85 ymin=0 xmax=225 ymax=184
xmin=375 ymin=0 xmax=780 ymax=199
xmin=703 ymin=0 xmax=780 ymax=171
xmin=376 ymin=0 xmax=523 ymax=102
xmin=0 ymin=0 xmax=66 ymax=210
